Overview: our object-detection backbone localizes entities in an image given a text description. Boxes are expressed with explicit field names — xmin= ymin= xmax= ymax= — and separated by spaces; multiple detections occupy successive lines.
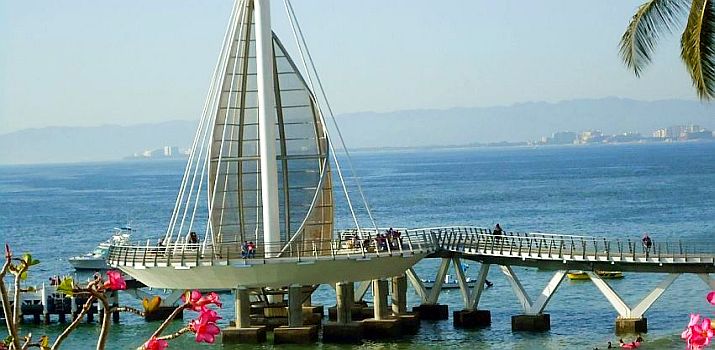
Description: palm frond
xmin=681 ymin=0 xmax=715 ymax=100
xmin=620 ymin=0 xmax=689 ymax=76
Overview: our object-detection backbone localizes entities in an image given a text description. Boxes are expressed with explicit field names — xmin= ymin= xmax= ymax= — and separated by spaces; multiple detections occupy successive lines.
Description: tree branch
xmin=13 ymin=263 xmax=28 ymax=325
xmin=110 ymin=306 xmax=144 ymax=317
xmin=91 ymin=291 xmax=111 ymax=350
xmin=51 ymin=296 xmax=95 ymax=350
xmin=149 ymin=303 xmax=188 ymax=339
xmin=0 ymin=248 xmax=22 ymax=350
xmin=156 ymin=326 xmax=190 ymax=341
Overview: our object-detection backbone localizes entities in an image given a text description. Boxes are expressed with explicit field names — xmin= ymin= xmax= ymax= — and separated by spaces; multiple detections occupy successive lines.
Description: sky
xmin=0 ymin=0 xmax=702 ymax=134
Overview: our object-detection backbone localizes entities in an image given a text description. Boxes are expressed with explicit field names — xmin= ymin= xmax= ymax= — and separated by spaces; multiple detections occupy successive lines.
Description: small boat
xmin=421 ymin=274 xmax=478 ymax=289
xmin=69 ymin=227 xmax=132 ymax=271
xmin=567 ymin=270 xmax=624 ymax=280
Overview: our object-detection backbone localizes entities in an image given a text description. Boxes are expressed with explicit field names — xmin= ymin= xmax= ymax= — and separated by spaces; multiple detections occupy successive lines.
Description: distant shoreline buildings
xmin=125 ymin=146 xmax=188 ymax=160
xmin=535 ymin=124 xmax=714 ymax=146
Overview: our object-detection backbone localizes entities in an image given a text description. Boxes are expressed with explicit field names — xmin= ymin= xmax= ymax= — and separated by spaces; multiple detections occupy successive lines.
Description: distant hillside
xmin=333 ymin=97 xmax=715 ymax=148
xmin=0 ymin=121 xmax=196 ymax=164
xmin=1 ymin=98 xmax=713 ymax=164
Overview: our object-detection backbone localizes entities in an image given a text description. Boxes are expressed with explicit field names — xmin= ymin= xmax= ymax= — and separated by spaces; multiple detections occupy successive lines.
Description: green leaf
xmin=21 ymin=253 xmax=39 ymax=266
xmin=3 ymin=335 xmax=12 ymax=345
xmin=620 ymin=0 xmax=689 ymax=76
xmin=681 ymin=0 xmax=715 ymax=99
xmin=56 ymin=278 xmax=74 ymax=297
xmin=19 ymin=270 xmax=27 ymax=281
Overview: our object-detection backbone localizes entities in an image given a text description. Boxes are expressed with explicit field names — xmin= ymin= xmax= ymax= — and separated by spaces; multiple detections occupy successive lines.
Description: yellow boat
xmin=567 ymin=270 xmax=624 ymax=280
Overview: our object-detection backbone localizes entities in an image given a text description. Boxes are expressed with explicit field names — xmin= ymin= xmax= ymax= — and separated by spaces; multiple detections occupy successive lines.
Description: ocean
xmin=2 ymin=142 xmax=715 ymax=349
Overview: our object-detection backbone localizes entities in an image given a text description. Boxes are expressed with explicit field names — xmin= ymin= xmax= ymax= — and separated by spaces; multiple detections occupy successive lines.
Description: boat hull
xmin=422 ymin=281 xmax=477 ymax=289
xmin=69 ymin=259 xmax=110 ymax=271
xmin=116 ymin=253 xmax=427 ymax=289
xmin=567 ymin=271 xmax=624 ymax=280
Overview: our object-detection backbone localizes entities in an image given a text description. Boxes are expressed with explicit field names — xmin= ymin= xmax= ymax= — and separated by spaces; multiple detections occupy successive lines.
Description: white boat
xmin=421 ymin=274 xmax=478 ymax=289
xmin=69 ymin=227 xmax=132 ymax=271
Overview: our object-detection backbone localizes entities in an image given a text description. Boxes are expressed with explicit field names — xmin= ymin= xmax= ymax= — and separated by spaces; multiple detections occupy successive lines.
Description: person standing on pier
xmin=642 ymin=233 xmax=652 ymax=259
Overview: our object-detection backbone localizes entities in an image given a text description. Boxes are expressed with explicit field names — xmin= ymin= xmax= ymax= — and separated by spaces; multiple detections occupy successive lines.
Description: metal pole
xmin=255 ymin=0 xmax=281 ymax=258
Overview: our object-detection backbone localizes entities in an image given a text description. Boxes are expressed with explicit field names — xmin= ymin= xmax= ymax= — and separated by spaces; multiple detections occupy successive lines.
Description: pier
xmin=107 ymin=225 xmax=715 ymax=343
xmin=0 ymin=284 xmax=121 ymax=325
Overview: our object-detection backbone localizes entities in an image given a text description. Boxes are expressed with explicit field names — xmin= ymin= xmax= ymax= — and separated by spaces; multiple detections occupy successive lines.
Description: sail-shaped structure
xmin=108 ymin=0 xmax=433 ymax=289
xmin=205 ymin=4 xmax=334 ymax=254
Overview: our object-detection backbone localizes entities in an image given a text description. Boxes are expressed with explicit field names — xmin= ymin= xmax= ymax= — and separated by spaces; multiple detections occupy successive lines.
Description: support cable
xmin=283 ymin=0 xmax=378 ymax=234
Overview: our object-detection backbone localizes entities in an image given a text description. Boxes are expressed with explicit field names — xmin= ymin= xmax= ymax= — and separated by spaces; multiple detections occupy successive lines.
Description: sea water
xmin=2 ymin=142 xmax=715 ymax=349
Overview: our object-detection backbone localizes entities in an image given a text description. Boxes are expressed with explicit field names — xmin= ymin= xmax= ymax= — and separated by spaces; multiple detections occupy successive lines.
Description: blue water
xmin=2 ymin=142 xmax=715 ymax=349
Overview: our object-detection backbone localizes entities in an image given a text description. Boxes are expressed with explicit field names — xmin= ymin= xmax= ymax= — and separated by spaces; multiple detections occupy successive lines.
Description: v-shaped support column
xmin=500 ymin=266 xmax=566 ymax=315
xmin=453 ymin=260 xmax=492 ymax=328
xmin=589 ymin=272 xmax=680 ymax=334
xmin=500 ymin=265 xmax=565 ymax=331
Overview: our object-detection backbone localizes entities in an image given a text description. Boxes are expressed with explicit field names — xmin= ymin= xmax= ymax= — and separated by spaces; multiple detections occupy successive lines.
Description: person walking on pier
xmin=493 ymin=223 xmax=504 ymax=243
xmin=642 ymin=233 xmax=652 ymax=259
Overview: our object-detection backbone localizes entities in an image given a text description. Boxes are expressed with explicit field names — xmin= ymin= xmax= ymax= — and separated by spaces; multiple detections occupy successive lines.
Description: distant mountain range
xmin=1 ymin=97 xmax=713 ymax=164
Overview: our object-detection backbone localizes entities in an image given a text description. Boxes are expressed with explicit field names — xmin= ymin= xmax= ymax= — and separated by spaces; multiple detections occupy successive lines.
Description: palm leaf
xmin=681 ymin=0 xmax=715 ymax=99
xmin=620 ymin=0 xmax=690 ymax=76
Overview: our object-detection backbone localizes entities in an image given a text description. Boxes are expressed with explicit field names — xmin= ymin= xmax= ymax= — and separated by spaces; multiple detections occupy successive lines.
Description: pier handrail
xmin=107 ymin=229 xmax=434 ymax=268
xmin=108 ymin=225 xmax=715 ymax=271
xmin=429 ymin=226 xmax=715 ymax=264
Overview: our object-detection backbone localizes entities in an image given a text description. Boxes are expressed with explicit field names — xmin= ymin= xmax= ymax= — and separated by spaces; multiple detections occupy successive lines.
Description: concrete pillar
xmin=372 ymin=279 xmax=389 ymax=320
xmin=288 ymin=285 xmax=303 ymax=327
xmin=111 ymin=292 xmax=120 ymax=324
xmin=236 ymin=287 xmax=251 ymax=328
xmin=223 ymin=287 xmax=268 ymax=344
xmin=412 ymin=304 xmax=449 ymax=320
xmin=512 ymin=314 xmax=550 ymax=331
xmin=41 ymin=284 xmax=50 ymax=324
xmin=70 ymin=297 xmax=78 ymax=319
xmin=453 ymin=310 xmax=491 ymax=328
xmin=391 ymin=275 xmax=407 ymax=315
xmin=336 ymin=282 xmax=354 ymax=324
xmin=616 ymin=317 xmax=647 ymax=334
xmin=324 ymin=281 xmax=363 ymax=344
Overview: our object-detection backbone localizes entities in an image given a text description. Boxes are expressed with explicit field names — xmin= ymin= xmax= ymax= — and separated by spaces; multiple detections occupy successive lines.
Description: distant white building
xmin=579 ymin=130 xmax=604 ymax=143
xmin=164 ymin=146 xmax=179 ymax=157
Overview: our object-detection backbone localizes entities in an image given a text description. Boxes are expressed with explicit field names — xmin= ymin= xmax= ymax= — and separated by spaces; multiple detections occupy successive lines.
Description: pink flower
xmin=143 ymin=337 xmax=168 ymax=350
xmin=182 ymin=290 xmax=202 ymax=305
xmin=683 ymin=314 xmax=701 ymax=340
xmin=685 ymin=317 xmax=714 ymax=350
xmin=189 ymin=316 xmax=221 ymax=344
xmin=182 ymin=290 xmax=222 ymax=311
xmin=103 ymin=270 xmax=127 ymax=291
xmin=707 ymin=291 xmax=715 ymax=306
xmin=201 ymin=292 xmax=222 ymax=308
xmin=198 ymin=307 xmax=221 ymax=323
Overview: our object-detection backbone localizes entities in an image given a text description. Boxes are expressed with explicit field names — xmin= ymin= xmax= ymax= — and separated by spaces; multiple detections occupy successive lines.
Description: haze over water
xmin=1 ymin=142 xmax=714 ymax=349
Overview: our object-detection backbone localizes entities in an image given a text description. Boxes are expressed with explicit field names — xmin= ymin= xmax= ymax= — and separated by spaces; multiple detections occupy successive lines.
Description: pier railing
xmin=107 ymin=229 xmax=434 ymax=268
xmin=108 ymin=225 xmax=715 ymax=270
xmin=430 ymin=226 xmax=715 ymax=264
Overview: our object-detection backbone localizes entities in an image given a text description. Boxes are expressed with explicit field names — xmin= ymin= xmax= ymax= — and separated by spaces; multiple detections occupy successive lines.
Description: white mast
xmin=254 ymin=0 xmax=281 ymax=258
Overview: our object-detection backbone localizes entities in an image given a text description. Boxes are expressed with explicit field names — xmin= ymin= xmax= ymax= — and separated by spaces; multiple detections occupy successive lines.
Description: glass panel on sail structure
xmin=273 ymin=36 xmax=333 ymax=251
xmin=208 ymin=0 xmax=332 ymax=253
